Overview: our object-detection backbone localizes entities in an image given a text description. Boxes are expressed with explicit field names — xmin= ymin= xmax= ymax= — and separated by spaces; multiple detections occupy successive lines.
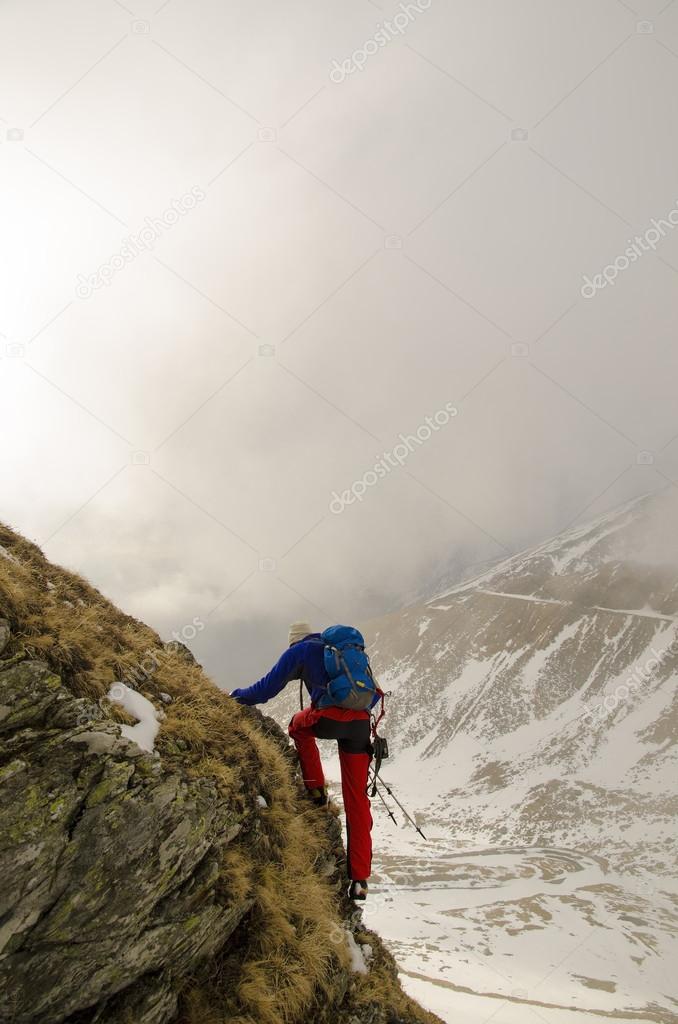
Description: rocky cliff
xmin=0 ymin=525 xmax=441 ymax=1024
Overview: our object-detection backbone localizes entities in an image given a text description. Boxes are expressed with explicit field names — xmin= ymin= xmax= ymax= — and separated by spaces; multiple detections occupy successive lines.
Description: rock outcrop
xmin=1 ymin=657 xmax=247 ymax=1024
xmin=0 ymin=530 xmax=441 ymax=1024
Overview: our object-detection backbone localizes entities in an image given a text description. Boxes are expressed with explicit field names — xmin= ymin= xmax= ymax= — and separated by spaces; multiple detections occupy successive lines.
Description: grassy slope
xmin=0 ymin=524 xmax=442 ymax=1024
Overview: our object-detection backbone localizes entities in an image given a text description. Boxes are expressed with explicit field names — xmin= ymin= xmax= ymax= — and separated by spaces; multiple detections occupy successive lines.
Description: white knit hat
xmin=288 ymin=621 xmax=313 ymax=646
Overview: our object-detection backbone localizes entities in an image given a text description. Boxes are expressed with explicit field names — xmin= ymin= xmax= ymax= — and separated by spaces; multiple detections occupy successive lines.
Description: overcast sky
xmin=2 ymin=0 xmax=678 ymax=687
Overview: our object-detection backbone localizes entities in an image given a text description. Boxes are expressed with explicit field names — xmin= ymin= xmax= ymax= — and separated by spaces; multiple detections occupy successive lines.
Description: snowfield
xmin=368 ymin=816 xmax=677 ymax=1023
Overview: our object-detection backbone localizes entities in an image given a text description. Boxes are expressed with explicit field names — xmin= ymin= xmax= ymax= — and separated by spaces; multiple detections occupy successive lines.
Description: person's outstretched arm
xmin=230 ymin=646 xmax=303 ymax=706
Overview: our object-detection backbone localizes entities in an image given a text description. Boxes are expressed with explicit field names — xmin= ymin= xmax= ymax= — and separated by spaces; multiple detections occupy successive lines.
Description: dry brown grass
xmin=0 ymin=525 xmax=353 ymax=1021
xmin=0 ymin=524 xmax=442 ymax=1024
xmin=349 ymin=928 xmax=444 ymax=1024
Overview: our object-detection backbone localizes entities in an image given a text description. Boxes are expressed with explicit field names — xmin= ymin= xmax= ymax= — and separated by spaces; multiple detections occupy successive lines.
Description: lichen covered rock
xmin=0 ymin=653 xmax=250 ymax=1024
xmin=0 ymin=525 xmax=442 ymax=1024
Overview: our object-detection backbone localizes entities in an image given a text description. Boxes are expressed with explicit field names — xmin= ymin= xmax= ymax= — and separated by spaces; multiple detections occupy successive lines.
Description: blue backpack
xmin=315 ymin=625 xmax=379 ymax=711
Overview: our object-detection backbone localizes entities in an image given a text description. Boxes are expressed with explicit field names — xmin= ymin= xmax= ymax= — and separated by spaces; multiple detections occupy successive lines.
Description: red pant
xmin=288 ymin=706 xmax=373 ymax=881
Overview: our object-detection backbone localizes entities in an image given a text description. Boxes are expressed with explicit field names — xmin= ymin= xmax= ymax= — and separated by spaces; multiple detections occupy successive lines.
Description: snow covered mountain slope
xmin=363 ymin=491 xmax=678 ymax=1022
xmin=367 ymin=491 xmax=678 ymax=873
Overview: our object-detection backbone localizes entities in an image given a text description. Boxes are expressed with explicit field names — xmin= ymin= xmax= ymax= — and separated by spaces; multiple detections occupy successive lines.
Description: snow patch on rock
xmin=345 ymin=928 xmax=369 ymax=974
xmin=108 ymin=683 xmax=161 ymax=752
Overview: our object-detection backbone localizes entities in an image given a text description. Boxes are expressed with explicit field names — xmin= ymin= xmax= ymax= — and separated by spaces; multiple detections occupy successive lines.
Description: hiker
xmin=230 ymin=621 xmax=380 ymax=901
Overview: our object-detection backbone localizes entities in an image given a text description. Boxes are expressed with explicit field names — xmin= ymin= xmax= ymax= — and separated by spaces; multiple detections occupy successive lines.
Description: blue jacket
xmin=231 ymin=635 xmax=329 ymax=707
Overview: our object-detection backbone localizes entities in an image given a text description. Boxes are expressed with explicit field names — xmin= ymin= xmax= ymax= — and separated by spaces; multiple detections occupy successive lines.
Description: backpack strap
xmin=371 ymin=688 xmax=386 ymax=736
xmin=329 ymin=645 xmax=354 ymax=685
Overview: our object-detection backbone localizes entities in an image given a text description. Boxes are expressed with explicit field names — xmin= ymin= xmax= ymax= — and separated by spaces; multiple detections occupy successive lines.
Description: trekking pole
xmin=371 ymin=778 xmax=399 ymax=827
xmin=375 ymin=776 xmax=428 ymax=841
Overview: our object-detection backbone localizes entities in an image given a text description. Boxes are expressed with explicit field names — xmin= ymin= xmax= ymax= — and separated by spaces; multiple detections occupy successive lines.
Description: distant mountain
xmin=367 ymin=491 xmax=678 ymax=878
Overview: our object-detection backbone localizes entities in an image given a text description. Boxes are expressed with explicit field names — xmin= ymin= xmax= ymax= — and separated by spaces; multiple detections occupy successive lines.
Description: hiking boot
xmin=307 ymin=785 xmax=328 ymax=807
xmin=348 ymin=879 xmax=368 ymax=901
